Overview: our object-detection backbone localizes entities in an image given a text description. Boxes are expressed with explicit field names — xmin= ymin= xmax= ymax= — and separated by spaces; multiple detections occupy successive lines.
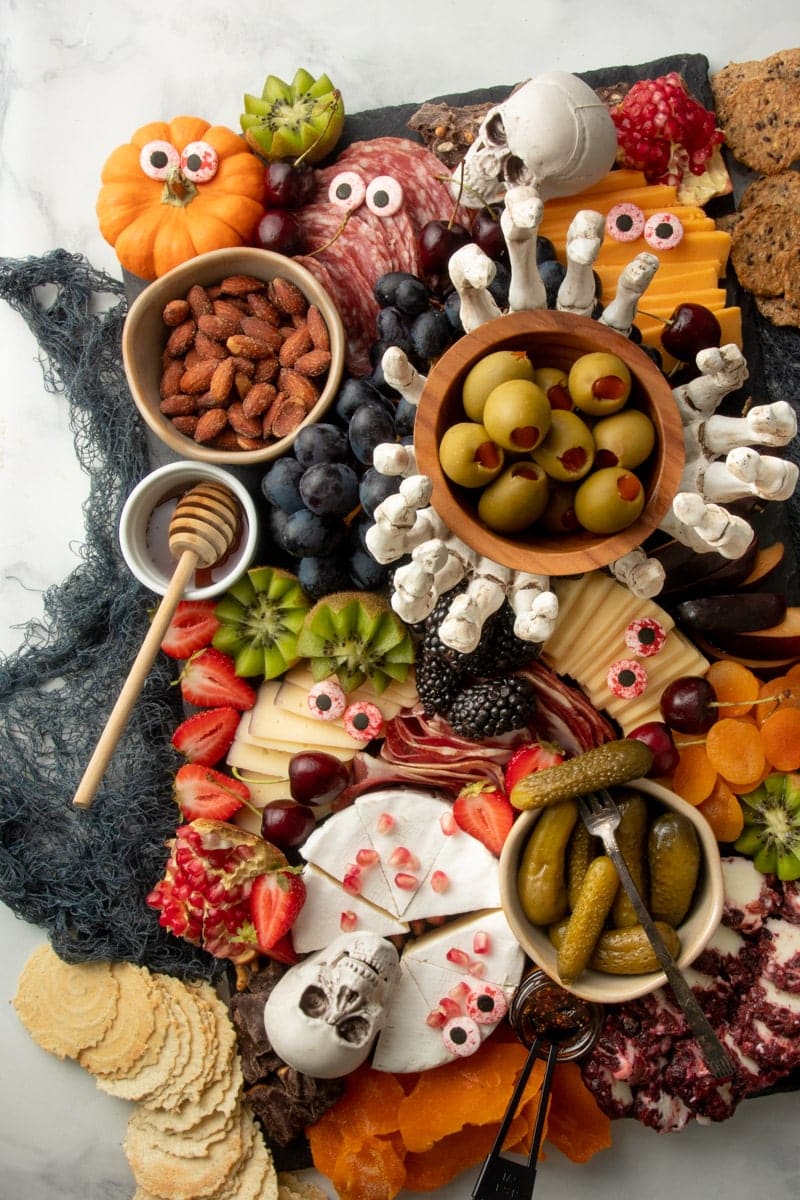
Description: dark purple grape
xmin=282 ymin=510 xmax=347 ymax=557
xmin=351 ymin=510 xmax=376 ymax=552
xmin=471 ymin=207 xmax=507 ymax=261
xmin=260 ymin=457 xmax=306 ymax=514
xmin=393 ymin=397 xmax=417 ymax=438
xmin=359 ymin=466 xmax=401 ymax=517
xmin=487 ymin=260 xmax=511 ymax=309
xmin=299 ymin=462 xmax=359 ymax=516
xmin=348 ymin=546 xmax=390 ymax=590
xmin=348 ymin=400 xmax=396 ymax=464
xmin=293 ymin=422 xmax=350 ymax=467
xmin=366 ymin=358 xmax=401 ymax=398
xmin=536 ymin=235 xmax=556 ymax=264
xmin=394 ymin=276 xmax=431 ymax=316
xmin=444 ymin=290 xmax=464 ymax=333
xmin=539 ymin=259 xmax=566 ymax=308
xmin=297 ymin=554 xmax=353 ymax=599
xmin=334 ymin=376 xmax=391 ymax=424
xmin=410 ymin=308 xmax=453 ymax=361
xmin=376 ymin=305 xmax=412 ymax=349
xmin=639 ymin=344 xmax=664 ymax=371
xmin=266 ymin=503 xmax=290 ymax=550
xmin=374 ymin=271 xmax=420 ymax=307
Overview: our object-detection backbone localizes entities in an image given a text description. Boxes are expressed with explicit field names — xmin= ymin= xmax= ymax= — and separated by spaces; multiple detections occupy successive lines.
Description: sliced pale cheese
xmin=274 ymin=675 xmax=406 ymax=723
xmin=249 ymin=681 xmax=359 ymax=749
xmin=372 ymin=909 xmax=524 ymax=1073
xmin=292 ymin=863 xmax=409 ymax=953
xmin=227 ymin=720 xmax=354 ymax=771
xmin=286 ymin=663 xmax=418 ymax=708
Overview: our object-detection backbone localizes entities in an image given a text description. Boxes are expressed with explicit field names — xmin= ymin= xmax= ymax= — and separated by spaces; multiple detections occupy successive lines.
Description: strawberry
xmin=160 ymin=600 xmax=220 ymax=659
xmin=180 ymin=647 xmax=257 ymax=711
xmin=250 ymin=869 xmax=306 ymax=951
xmin=173 ymin=763 xmax=250 ymax=821
xmin=503 ymin=742 xmax=565 ymax=794
xmin=452 ymin=781 xmax=515 ymax=857
xmin=171 ymin=706 xmax=241 ymax=766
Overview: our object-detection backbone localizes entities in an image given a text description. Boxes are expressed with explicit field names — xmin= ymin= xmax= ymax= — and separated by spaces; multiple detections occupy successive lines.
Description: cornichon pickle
xmin=509 ymin=739 xmax=653 ymax=810
xmin=557 ymin=855 xmax=620 ymax=983
xmin=648 ymin=811 xmax=701 ymax=927
xmin=610 ymin=790 xmax=650 ymax=928
xmin=517 ymin=799 xmax=579 ymax=926
xmin=550 ymin=919 xmax=681 ymax=975
xmin=566 ymin=820 xmax=599 ymax=910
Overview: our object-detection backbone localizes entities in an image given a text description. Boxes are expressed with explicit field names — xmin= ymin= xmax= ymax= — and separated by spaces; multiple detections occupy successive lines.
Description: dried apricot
xmin=671 ymin=742 xmax=717 ymax=805
xmin=705 ymin=660 xmax=760 ymax=717
xmin=330 ymin=1134 xmax=407 ymax=1200
xmin=697 ymin=777 xmax=745 ymax=842
xmin=705 ymin=718 xmax=766 ymax=788
xmin=759 ymin=708 xmax=800 ymax=771
xmin=754 ymin=675 xmax=800 ymax=727
xmin=544 ymin=1062 xmax=612 ymax=1163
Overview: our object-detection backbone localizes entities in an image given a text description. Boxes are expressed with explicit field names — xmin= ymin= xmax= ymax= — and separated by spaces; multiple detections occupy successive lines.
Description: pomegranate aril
xmin=394 ymin=872 xmax=418 ymax=890
xmin=468 ymin=960 xmax=487 ymax=978
xmin=426 ymin=1009 xmax=447 ymax=1028
xmin=473 ymin=931 xmax=491 ymax=954
xmin=343 ymin=868 xmax=362 ymax=895
xmin=448 ymin=981 xmax=472 ymax=1004
xmin=430 ymin=870 xmax=449 ymax=893
xmin=440 ymin=811 xmax=458 ymax=835
xmin=340 ymin=910 xmax=358 ymax=932
xmin=389 ymin=846 xmax=419 ymax=869
xmin=376 ymin=812 xmax=396 ymax=834
xmin=356 ymin=847 xmax=380 ymax=867
xmin=438 ymin=996 xmax=462 ymax=1019
xmin=446 ymin=947 xmax=471 ymax=967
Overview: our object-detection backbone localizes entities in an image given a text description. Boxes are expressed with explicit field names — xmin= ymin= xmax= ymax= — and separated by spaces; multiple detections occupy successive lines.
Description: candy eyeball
xmin=643 ymin=212 xmax=684 ymax=250
xmin=307 ymin=680 xmax=347 ymax=721
xmin=442 ymin=1015 xmax=482 ymax=1057
xmin=139 ymin=140 xmax=180 ymax=180
xmin=465 ymin=983 xmax=509 ymax=1025
xmin=606 ymin=202 xmax=645 ymax=242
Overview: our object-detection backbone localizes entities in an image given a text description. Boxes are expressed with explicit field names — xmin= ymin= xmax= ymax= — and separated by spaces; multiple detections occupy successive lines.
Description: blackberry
xmin=415 ymin=653 xmax=462 ymax=717
xmin=446 ymin=675 xmax=537 ymax=740
xmin=465 ymin=603 xmax=542 ymax=676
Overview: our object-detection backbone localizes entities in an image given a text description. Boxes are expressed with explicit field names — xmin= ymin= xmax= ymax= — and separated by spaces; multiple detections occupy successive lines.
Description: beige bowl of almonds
xmin=122 ymin=246 xmax=346 ymax=465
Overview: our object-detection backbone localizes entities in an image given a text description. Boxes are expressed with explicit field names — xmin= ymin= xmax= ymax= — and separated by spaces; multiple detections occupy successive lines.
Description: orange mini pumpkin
xmin=97 ymin=116 xmax=265 ymax=279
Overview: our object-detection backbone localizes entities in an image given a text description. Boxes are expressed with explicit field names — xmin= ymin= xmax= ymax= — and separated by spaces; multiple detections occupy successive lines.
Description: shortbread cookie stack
xmin=13 ymin=943 xmax=279 ymax=1200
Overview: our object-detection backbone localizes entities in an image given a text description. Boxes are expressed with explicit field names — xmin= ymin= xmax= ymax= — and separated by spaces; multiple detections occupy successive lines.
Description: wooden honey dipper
xmin=73 ymin=480 xmax=241 ymax=809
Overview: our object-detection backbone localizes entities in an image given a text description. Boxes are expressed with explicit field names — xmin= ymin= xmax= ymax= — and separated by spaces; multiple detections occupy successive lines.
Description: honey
xmin=144 ymin=486 xmax=248 ymax=588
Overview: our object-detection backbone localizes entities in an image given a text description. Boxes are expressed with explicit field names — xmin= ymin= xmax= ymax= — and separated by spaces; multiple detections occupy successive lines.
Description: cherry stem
xmin=712 ymin=690 xmax=791 ymax=709
xmin=307 ymin=210 xmax=349 ymax=256
xmin=294 ymin=90 xmax=342 ymax=167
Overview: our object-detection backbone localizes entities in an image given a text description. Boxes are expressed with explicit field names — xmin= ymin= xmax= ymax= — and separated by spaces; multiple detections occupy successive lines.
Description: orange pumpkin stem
xmin=161 ymin=166 xmax=199 ymax=207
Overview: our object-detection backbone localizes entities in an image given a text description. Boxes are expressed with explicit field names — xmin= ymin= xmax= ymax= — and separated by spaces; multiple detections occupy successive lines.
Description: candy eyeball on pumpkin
xmin=96 ymin=116 xmax=266 ymax=280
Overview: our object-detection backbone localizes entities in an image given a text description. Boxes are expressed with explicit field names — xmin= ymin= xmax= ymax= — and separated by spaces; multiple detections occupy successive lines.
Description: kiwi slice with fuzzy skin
xmin=212 ymin=565 xmax=311 ymax=679
xmin=295 ymin=591 xmax=415 ymax=694
xmin=240 ymin=68 xmax=345 ymax=163
xmin=734 ymin=772 xmax=800 ymax=882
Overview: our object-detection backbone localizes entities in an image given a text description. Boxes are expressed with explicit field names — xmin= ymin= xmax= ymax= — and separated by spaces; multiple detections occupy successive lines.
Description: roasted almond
xmin=269 ymin=396 xmax=307 ymax=438
xmin=213 ymin=297 xmax=249 ymax=323
xmin=229 ymin=355 xmax=256 ymax=378
xmin=197 ymin=313 xmax=241 ymax=340
xmin=195 ymin=389 xmax=224 ymax=410
xmin=219 ymin=274 xmax=266 ymax=296
xmin=228 ymin=401 xmax=264 ymax=440
xmin=194 ymin=330 xmax=229 ymax=361
xmin=240 ymin=316 xmax=284 ymax=353
xmin=306 ymin=305 xmax=330 ymax=351
xmin=234 ymin=372 xmax=253 ymax=400
xmin=159 ymin=358 xmax=186 ymax=399
xmin=162 ymin=298 xmax=191 ymax=327
xmin=165 ymin=319 xmax=196 ymax=357
xmin=242 ymin=382 xmax=277 ymax=418
xmin=208 ymin=428 xmax=242 ymax=451
xmin=171 ymin=415 xmax=198 ymax=437
xmin=279 ymin=367 xmax=320 ymax=407
xmin=180 ymin=360 xmax=218 ymax=394
xmin=209 ymin=357 xmax=237 ymax=404
xmin=194 ymin=407 xmax=229 ymax=443
xmin=294 ymin=348 xmax=331 ymax=377
xmin=226 ymin=334 xmax=278 ymax=359
xmin=246 ymin=292 xmax=281 ymax=324
xmin=269 ymin=276 xmax=307 ymax=316
xmin=186 ymin=284 xmax=213 ymax=318
xmin=254 ymin=355 xmax=280 ymax=383
xmin=159 ymin=393 xmax=196 ymax=416
xmin=279 ymin=325 xmax=313 ymax=367
xmin=236 ymin=433 xmax=267 ymax=451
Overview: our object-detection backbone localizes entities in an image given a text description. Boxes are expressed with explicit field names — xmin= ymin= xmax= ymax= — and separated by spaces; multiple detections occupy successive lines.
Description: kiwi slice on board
xmin=240 ymin=68 xmax=344 ymax=162
xmin=295 ymin=591 xmax=415 ymax=694
xmin=734 ymin=772 xmax=800 ymax=881
xmin=212 ymin=565 xmax=311 ymax=679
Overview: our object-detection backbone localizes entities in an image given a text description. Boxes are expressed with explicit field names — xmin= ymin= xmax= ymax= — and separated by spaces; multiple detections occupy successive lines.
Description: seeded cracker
xmin=730 ymin=200 xmax=800 ymax=297
xmin=717 ymin=77 xmax=800 ymax=174
xmin=738 ymin=169 xmax=800 ymax=211
xmin=13 ymin=943 xmax=119 ymax=1060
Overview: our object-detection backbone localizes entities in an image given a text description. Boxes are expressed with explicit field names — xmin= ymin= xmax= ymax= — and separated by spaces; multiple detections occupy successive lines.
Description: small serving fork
xmin=578 ymin=788 xmax=734 ymax=1079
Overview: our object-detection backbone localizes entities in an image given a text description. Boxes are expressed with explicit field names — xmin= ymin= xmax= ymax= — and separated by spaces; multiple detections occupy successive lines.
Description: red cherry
xmin=256 ymin=210 xmax=304 ymax=255
xmin=260 ymin=800 xmax=316 ymax=848
xmin=626 ymin=722 xmax=680 ymax=776
xmin=262 ymin=161 xmax=315 ymax=208
xmin=418 ymin=219 xmax=472 ymax=275
xmin=289 ymin=751 xmax=350 ymax=806
xmin=659 ymin=675 xmax=718 ymax=734
xmin=471 ymin=207 xmax=507 ymax=261
xmin=660 ymin=303 xmax=721 ymax=362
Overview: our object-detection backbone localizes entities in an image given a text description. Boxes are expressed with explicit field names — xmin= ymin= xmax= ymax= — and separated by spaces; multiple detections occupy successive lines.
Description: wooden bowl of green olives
xmin=498 ymin=778 xmax=724 ymax=1005
xmin=414 ymin=310 xmax=684 ymax=576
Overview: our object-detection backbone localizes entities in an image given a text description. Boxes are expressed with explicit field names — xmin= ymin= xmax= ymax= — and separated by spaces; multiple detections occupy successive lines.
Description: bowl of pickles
xmin=498 ymin=777 xmax=724 ymax=1004
xmin=413 ymin=310 xmax=684 ymax=576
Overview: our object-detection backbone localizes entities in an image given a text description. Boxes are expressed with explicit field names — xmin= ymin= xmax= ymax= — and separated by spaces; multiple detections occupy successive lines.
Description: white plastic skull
xmin=455 ymin=71 xmax=618 ymax=208
xmin=262 ymin=932 xmax=400 ymax=1078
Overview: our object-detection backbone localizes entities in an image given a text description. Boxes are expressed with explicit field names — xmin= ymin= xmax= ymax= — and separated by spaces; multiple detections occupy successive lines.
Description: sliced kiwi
xmin=295 ymin=591 xmax=415 ymax=694
xmin=212 ymin=565 xmax=311 ymax=679
xmin=734 ymin=772 xmax=800 ymax=881
xmin=240 ymin=68 xmax=345 ymax=163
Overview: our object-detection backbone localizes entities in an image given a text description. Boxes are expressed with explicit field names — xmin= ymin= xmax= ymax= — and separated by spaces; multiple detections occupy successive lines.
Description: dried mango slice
xmin=330 ymin=1133 xmax=407 ymax=1200
xmin=403 ymin=1114 xmax=530 ymax=1191
xmin=543 ymin=1062 xmax=612 ymax=1163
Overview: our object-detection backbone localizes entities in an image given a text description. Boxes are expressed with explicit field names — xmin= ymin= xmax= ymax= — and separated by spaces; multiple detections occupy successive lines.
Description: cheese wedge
xmin=249 ymin=681 xmax=359 ymax=749
xmin=292 ymin=863 xmax=409 ymax=953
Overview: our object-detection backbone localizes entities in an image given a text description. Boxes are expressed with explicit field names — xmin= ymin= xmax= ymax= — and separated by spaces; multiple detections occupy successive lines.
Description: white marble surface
xmin=2 ymin=2 xmax=800 ymax=1197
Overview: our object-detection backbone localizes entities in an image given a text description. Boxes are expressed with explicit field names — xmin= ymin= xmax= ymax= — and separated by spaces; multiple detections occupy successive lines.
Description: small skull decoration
xmin=263 ymin=932 xmax=401 ymax=1078
xmin=454 ymin=70 xmax=618 ymax=207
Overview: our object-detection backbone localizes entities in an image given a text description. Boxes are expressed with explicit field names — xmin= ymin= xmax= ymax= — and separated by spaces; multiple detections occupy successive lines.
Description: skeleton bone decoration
xmin=262 ymin=933 xmax=400 ymax=1079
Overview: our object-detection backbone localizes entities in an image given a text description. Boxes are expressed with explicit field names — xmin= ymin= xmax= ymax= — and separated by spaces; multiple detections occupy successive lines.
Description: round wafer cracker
xmin=214 ymin=1123 xmax=278 ymax=1200
xmin=124 ymin=1097 xmax=255 ymax=1200
xmin=13 ymin=944 xmax=119 ymax=1060
xmin=143 ymin=975 xmax=215 ymax=1111
xmin=79 ymin=962 xmax=159 ymax=1078
xmin=138 ymin=1046 xmax=242 ymax=1138
xmin=278 ymin=1171 xmax=328 ymax=1200
xmin=96 ymin=977 xmax=186 ymax=1103
xmin=127 ymin=1094 xmax=238 ymax=1159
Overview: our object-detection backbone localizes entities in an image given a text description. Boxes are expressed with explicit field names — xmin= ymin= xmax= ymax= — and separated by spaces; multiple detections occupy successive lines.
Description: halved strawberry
xmin=180 ymin=647 xmax=257 ymax=711
xmin=171 ymin=706 xmax=241 ymax=766
xmin=250 ymin=869 xmax=306 ymax=951
xmin=503 ymin=742 xmax=566 ymax=794
xmin=174 ymin=763 xmax=251 ymax=821
xmin=160 ymin=600 xmax=220 ymax=659
xmin=452 ymin=781 xmax=515 ymax=857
